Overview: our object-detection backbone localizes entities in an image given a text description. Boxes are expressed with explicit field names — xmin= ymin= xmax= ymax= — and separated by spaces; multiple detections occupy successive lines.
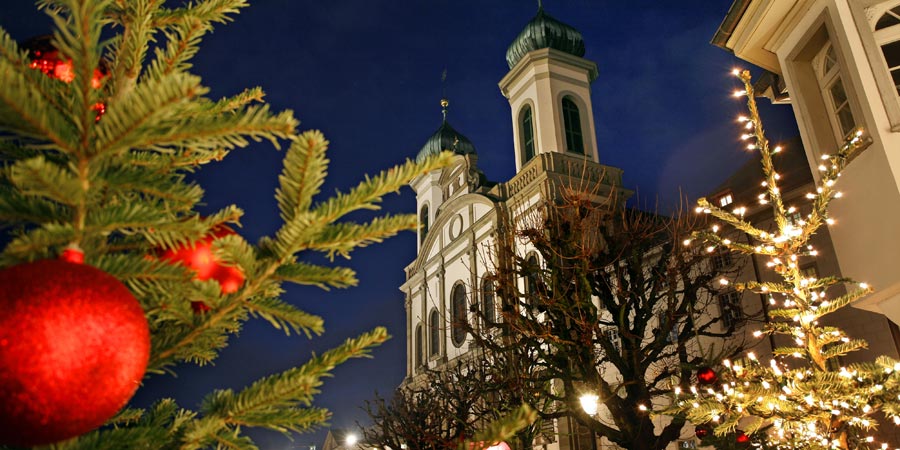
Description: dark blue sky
xmin=1 ymin=1 xmax=800 ymax=448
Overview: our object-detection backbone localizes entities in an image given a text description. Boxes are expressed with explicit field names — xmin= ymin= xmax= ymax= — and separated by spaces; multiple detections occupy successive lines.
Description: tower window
xmin=451 ymin=283 xmax=468 ymax=347
xmin=420 ymin=204 xmax=429 ymax=245
xmin=521 ymin=105 xmax=536 ymax=163
xmin=718 ymin=290 xmax=742 ymax=329
xmin=429 ymin=309 xmax=440 ymax=357
xmin=562 ymin=96 xmax=584 ymax=154
xmin=718 ymin=193 xmax=733 ymax=207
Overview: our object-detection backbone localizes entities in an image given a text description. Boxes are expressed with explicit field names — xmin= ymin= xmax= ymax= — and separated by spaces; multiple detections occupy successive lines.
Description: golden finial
xmin=441 ymin=98 xmax=449 ymax=121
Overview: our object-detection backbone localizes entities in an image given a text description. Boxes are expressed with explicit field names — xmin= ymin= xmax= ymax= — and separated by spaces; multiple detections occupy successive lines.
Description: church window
xmin=717 ymin=290 xmax=743 ymax=329
xmin=814 ymin=43 xmax=857 ymax=141
xmin=450 ymin=283 xmax=468 ymax=347
xmin=420 ymin=204 xmax=429 ymax=245
xmin=562 ymin=96 xmax=584 ymax=154
xmin=520 ymin=105 xmax=536 ymax=163
xmin=482 ymin=277 xmax=496 ymax=325
xmin=415 ymin=323 xmax=424 ymax=368
xmin=876 ymin=5 xmax=900 ymax=97
xmin=429 ymin=308 xmax=440 ymax=357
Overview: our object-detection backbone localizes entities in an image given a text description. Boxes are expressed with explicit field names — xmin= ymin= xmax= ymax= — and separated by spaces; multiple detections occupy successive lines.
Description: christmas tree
xmin=669 ymin=70 xmax=900 ymax=449
xmin=0 ymin=1 xmax=454 ymax=448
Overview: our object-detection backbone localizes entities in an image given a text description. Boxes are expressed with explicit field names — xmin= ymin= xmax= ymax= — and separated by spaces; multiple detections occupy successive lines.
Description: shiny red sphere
xmin=160 ymin=226 xmax=245 ymax=295
xmin=697 ymin=366 xmax=718 ymax=385
xmin=0 ymin=260 xmax=149 ymax=446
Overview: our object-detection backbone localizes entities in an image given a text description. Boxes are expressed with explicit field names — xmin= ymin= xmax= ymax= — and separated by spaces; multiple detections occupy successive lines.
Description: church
xmin=398 ymin=6 xmax=637 ymax=450
xmin=397 ymin=1 xmax=900 ymax=449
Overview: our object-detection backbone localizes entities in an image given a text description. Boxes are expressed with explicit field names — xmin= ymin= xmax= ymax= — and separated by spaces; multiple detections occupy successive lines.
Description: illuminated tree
xmin=669 ymin=70 xmax=900 ymax=449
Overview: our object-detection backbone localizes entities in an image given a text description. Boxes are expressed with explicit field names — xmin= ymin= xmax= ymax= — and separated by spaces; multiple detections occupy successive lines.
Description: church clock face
xmin=448 ymin=214 xmax=464 ymax=241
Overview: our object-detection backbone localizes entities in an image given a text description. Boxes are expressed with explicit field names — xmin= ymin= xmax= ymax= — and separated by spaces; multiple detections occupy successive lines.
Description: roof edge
xmin=711 ymin=0 xmax=754 ymax=51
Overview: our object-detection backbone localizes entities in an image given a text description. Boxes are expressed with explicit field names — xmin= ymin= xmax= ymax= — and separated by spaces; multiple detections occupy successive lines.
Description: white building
xmin=713 ymin=0 xmax=900 ymax=328
xmin=399 ymin=6 xmax=630 ymax=450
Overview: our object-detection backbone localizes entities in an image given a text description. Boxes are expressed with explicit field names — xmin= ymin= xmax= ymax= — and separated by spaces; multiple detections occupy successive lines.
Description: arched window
xmin=482 ymin=277 xmax=496 ymax=325
xmin=814 ymin=43 xmax=856 ymax=140
xmin=420 ymin=204 xmax=429 ymax=245
xmin=415 ymin=323 xmax=424 ymax=368
xmin=562 ymin=96 xmax=584 ymax=154
xmin=450 ymin=283 xmax=468 ymax=347
xmin=520 ymin=105 xmax=536 ymax=163
xmin=429 ymin=309 xmax=440 ymax=356
xmin=875 ymin=5 xmax=900 ymax=96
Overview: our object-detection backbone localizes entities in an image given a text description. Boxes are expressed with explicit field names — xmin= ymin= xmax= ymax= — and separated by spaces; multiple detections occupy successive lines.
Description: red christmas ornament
xmin=697 ymin=366 xmax=718 ymax=385
xmin=190 ymin=300 xmax=212 ymax=314
xmin=60 ymin=246 xmax=85 ymax=264
xmin=0 ymin=259 xmax=150 ymax=446
xmin=736 ymin=431 xmax=750 ymax=444
xmin=22 ymin=35 xmax=108 ymax=121
xmin=694 ymin=426 xmax=711 ymax=439
xmin=160 ymin=225 xmax=245 ymax=294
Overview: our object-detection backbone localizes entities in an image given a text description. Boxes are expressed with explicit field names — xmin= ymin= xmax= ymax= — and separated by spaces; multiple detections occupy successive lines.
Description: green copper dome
xmin=505 ymin=7 xmax=586 ymax=69
xmin=415 ymin=118 xmax=477 ymax=163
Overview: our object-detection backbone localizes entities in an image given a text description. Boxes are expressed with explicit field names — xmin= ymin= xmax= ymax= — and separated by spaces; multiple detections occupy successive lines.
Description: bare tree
xmin=475 ymin=190 xmax=748 ymax=450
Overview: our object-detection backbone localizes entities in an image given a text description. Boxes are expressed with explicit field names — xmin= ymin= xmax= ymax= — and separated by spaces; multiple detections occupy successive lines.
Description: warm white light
xmin=734 ymin=90 xmax=747 ymax=97
xmin=580 ymin=393 xmax=599 ymax=416
xmin=346 ymin=434 xmax=359 ymax=447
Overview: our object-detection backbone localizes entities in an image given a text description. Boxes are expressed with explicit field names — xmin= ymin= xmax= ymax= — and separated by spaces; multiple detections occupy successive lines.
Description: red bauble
xmin=736 ymin=431 xmax=750 ymax=444
xmin=160 ymin=226 xmax=245 ymax=294
xmin=697 ymin=366 xmax=718 ymax=385
xmin=0 ymin=259 xmax=150 ymax=446
xmin=23 ymin=36 xmax=108 ymax=122
xmin=191 ymin=300 xmax=212 ymax=314
xmin=694 ymin=426 xmax=711 ymax=439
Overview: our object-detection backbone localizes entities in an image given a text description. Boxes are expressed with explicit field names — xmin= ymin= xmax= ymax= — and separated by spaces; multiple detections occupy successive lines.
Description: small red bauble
xmin=160 ymin=225 xmax=245 ymax=294
xmin=697 ymin=367 xmax=718 ymax=385
xmin=22 ymin=35 xmax=108 ymax=121
xmin=191 ymin=300 xmax=212 ymax=314
xmin=0 ymin=259 xmax=150 ymax=446
xmin=694 ymin=426 xmax=711 ymax=439
xmin=736 ymin=431 xmax=750 ymax=444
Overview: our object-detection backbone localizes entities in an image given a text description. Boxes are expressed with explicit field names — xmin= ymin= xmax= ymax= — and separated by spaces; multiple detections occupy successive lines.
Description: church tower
xmin=499 ymin=6 xmax=601 ymax=172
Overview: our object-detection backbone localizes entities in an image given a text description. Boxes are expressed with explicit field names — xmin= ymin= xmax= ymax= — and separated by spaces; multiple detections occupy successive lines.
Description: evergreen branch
xmin=7 ymin=156 xmax=81 ymax=206
xmin=212 ymin=233 xmax=258 ymax=278
xmin=104 ymin=1 xmax=154 ymax=98
xmin=84 ymin=200 xmax=168 ymax=232
xmin=0 ymin=223 xmax=75 ymax=264
xmin=93 ymin=71 xmax=206 ymax=156
xmin=243 ymin=296 xmax=324 ymax=337
xmin=0 ymin=59 xmax=76 ymax=152
xmin=312 ymin=152 xmax=453 ymax=225
xmin=276 ymin=130 xmax=328 ymax=221
xmin=273 ymin=262 xmax=357 ymax=289
xmin=92 ymin=162 xmax=204 ymax=207
xmin=310 ymin=214 xmax=418 ymax=259
xmin=822 ymin=340 xmax=867 ymax=360
xmin=192 ymin=328 xmax=388 ymax=438
xmin=152 ymin=0 xmax=248 ymax=29
xmin=203 ymin=87 xmax=266 ymax=115
xmin=463 ymin=404 xmax=536 ymax=450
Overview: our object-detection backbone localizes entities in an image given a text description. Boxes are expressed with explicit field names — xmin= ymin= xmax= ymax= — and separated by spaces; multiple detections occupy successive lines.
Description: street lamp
xmin=578 ymin=393 xmax=599 ymax=450
xmin=579 ymin=393 xmax=599 ymax=417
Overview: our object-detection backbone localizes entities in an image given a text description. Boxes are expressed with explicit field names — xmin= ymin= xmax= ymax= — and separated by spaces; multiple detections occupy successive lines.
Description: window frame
xmin=481 ymin=277 xmax=496 ymax=326
xmin=419 ymin=203 xmax=429 ymax=245
xmin=717 ymin=290 xmax=743 ymax=329
xmin=414 ymin=323 xmax=424 ymax=369
xmin=520 ymin=105 xmax=536 ymax=163
xmin=814 ymin=42 xmax=858 ymax=142
xmin=561 ymin=96 xmax=584 ymax=154
xmin=429 ymin=308 xmax=440 ymax=357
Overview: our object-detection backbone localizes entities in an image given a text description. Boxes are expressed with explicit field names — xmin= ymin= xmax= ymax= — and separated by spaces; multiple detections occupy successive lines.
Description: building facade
xmin=713 ymin=0 xmax=900 ymax=326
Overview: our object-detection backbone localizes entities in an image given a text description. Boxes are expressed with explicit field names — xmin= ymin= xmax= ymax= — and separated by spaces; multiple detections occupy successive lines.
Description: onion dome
xmin=415 ymin=99 xmax=477 ymax=163
xmin=505 ymin=7 xmax=586 ymax=69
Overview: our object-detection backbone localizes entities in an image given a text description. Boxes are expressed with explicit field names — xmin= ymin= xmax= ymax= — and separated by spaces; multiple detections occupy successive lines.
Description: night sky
xmin=1 ymin=1 xmax=801 ymax=448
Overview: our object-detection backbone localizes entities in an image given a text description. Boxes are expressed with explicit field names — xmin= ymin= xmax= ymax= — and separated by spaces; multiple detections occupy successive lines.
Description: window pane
xmin=823 ymin=46 xmax=836 ymax=74
xmin=876 ymin=11 xmax=900 ymax=30
xmin=836 ymin=105 xmax=856 ymax=137
xmin=892 ymin=68 xmax=900 ymax=95
xmin=829 ymin=78 xmax=848 ymax=106
xmin=482 ymin=280 xmax=496 ymax=324
xmin=429 ymin=311 xmax=440 ymax=356
xmin=522 ymin=106 xmax=535 ymax=162
xmin=451 ymin=284 xmax=467 ymax=346
xmin=562 ymin=97 xmax=584 ymax=154
xmin=882 ymin=41 xmax=900 ymax=70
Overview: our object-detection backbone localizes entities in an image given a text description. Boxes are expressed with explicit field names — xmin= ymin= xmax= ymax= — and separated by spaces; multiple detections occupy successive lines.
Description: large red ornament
xmin=160 ymin=225 xmax=245 ymax=295
xmin=697 ymin=366 xmax=718 ymax=385
xmin=0 ymin=259 xmax=150 ymax=446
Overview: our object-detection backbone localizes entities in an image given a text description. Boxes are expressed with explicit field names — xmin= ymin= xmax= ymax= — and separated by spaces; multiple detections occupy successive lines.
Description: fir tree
xmin=0 ymin=1 xmax=453 ymax=448
xmin=669 ymin=70 xmax=900 ymax=449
